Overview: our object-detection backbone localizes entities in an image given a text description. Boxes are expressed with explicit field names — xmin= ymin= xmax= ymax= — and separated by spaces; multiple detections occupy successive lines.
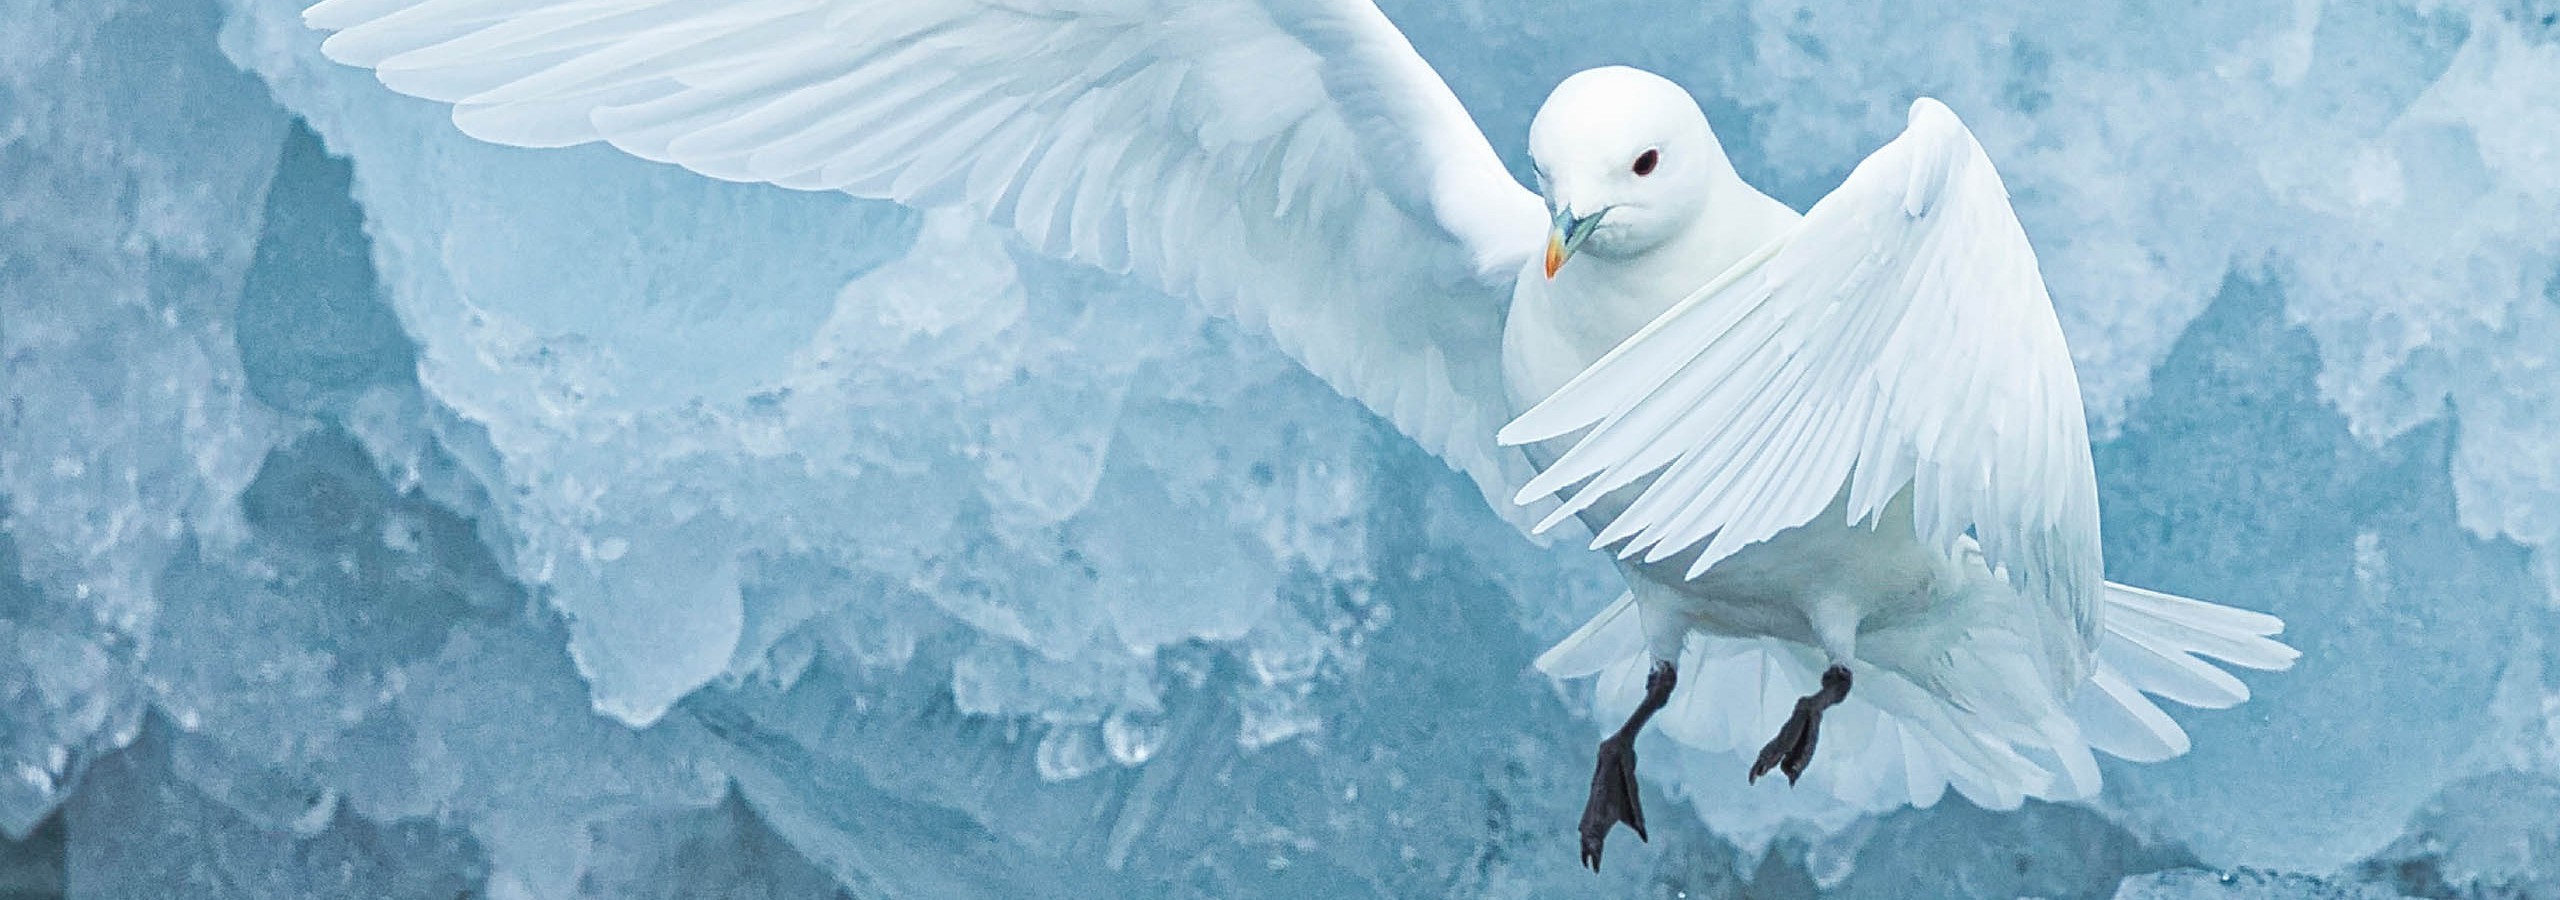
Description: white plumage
xmin=305 ymin=0 xmax=1555 ymax=531
xmin=302 ymin=0 xmax=2294 ymax=821
xmin=1503 ymin=96 xmax=2103 ymax=697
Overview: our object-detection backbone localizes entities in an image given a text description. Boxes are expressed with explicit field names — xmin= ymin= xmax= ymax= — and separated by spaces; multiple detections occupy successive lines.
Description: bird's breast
xmin=1498 ymin=263 xmax=1681 ymax=418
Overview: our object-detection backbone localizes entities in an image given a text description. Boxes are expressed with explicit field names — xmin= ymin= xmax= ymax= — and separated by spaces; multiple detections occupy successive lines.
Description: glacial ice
xmin=3 ymin=0 xmax=2559 ymax=897
xmin=2111 ymin=869 xmax=2416 ymax=900
xmin=0 ymin=0 xmax=288 ymax=840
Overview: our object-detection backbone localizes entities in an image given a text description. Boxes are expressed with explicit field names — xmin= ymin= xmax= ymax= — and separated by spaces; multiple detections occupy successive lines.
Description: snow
xmin=3 ymin=0 xmax=2559 ymax=896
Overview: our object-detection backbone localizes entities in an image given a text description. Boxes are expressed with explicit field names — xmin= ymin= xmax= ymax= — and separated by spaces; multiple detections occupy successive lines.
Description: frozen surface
xmin=4 ymin=0 xmax=2559 ymax=897
xmin=0 ymin=0 xmax=288 ymax=839
xmin=2113 ymin=870 xmax=2415 ymax=900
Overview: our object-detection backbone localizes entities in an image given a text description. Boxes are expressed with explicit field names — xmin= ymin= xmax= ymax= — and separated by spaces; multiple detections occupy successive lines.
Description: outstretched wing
xmin=304 ymin=0 xmax=1551 ymax=518
xmin=1501 ymin=98 xmax=2101 ymax=684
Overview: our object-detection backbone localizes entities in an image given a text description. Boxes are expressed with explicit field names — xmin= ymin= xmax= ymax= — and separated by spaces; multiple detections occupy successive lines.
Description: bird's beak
xmin=1544 ymin=207 xmax=1603 ymax=279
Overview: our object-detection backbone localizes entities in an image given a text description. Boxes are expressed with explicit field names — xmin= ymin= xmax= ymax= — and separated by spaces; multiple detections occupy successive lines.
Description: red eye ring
xmin=1632 ymin=148 xmax=1660 ymax=176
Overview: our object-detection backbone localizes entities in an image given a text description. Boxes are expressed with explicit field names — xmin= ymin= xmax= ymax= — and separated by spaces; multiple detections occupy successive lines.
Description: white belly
xmin=1499 ymin=260 xmax=1969 ymax=674
xmin=1641 ymin=490 xmax=1939 ymax=615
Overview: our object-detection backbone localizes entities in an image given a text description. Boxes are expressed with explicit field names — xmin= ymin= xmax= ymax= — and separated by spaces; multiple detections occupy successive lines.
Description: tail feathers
xmin=1536 ymin=581 xmax=2294 ymax=813
xmin=1534 ymin=592 xmax=1643 ymax=679
xmin=2072 ymin=669 xmax=2189 ymax=762
xmin=2103 ymin=582 xmax=2298 ymax=674
xmin=2072 ymin=582 xmax=2296 ymax=763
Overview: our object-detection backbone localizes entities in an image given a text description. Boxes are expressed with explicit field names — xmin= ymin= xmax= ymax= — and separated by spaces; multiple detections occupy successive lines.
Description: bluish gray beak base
xmin=1545 ymin=207 xmax=1603 ymax=278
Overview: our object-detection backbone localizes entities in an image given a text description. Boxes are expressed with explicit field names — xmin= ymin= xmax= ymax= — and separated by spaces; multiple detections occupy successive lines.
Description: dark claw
xmin=1749 ymin=665 xmax=1852 ymax=786
xmin=1748 ymin=710 xmax=1810 ymax=784
xmin=1579 ymin=734 xmax=1647 ymax=870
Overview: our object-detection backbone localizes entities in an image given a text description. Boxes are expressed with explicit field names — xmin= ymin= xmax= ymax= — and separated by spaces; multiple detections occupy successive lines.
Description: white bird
xmin=301 ymin=0 xmax=2297 ymax=870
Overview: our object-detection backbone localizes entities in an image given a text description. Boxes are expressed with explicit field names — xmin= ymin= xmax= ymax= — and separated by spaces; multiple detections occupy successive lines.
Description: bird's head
xmin=1526 ymin=66 xmax=1732 ymax=279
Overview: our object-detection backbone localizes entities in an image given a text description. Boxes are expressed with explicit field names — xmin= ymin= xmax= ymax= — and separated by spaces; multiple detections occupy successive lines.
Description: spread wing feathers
xmin=303 ymin=0 xmax=1554 ymax=522
xmin=1500 ymin=98 xmax=2102 ymax=684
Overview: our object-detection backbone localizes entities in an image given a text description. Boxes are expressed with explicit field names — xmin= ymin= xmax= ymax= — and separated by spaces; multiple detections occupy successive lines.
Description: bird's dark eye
xmin=1632 ymin=148 xmax=1660 ymax=176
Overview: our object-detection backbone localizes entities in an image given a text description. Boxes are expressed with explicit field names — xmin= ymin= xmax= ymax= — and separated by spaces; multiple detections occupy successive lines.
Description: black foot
xmin=1578 ymin=660 xmax=1675 ymax=872
xmin=1749 ymin=665 xmax=1851 ymax=786
xmin=1579 ymin=733 xmax=1644 ymax=870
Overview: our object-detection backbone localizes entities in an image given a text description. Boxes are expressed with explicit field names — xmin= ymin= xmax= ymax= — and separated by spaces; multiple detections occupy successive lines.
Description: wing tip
xmin=1907 ymin=96 xmax=1956 ymax=123
xmin=1532 ymin=592 xmax=1641 ymax=679
xmin=310 ymin=26 xmax=359 ymax=67
xmin=300 ymin=0 xmax=349 ymax=30
xmin=1494 ymin=411 xmax=1564 ymax=449
xmin=2256 ymin=634 xmax=2304 ymax=671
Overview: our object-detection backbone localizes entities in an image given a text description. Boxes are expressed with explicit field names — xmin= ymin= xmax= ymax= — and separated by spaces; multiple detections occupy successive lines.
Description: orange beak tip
xmin=1544 ymin=241 xmax=1564 ymax=280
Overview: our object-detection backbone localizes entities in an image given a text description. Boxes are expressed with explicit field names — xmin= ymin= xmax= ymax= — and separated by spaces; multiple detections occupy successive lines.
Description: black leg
xmin=1749 ymin=665 xmax=1851 ymax=786
xmin=1580 ymin=660 xmax=1676 ymax=871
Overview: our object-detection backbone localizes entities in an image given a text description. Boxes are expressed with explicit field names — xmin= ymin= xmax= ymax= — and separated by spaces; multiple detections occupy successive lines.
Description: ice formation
xmin=2 ymin=0 xmax=2557 ymax=896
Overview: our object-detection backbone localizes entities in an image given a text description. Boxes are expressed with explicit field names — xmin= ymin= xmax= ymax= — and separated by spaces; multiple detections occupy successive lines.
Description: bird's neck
xmin=1500 ymin=180 xmax=1801 ymax=429
xmin=1553 ymin=182 xmax=1800 ymax=353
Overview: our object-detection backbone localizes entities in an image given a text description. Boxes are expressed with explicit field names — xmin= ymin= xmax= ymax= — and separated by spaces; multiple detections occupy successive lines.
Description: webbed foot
xmin=1579 ymin=732 xmax=1645 ymax=870
xmin=1749 ymin=665 xmax=1852 ymax=785
xmin=1577 ymin=660 xmax=1675 ymax=871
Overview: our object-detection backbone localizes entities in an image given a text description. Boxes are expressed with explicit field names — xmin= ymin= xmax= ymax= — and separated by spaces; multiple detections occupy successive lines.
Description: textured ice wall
xmin=0 ymin=0 xmax=289 ymax=838
xmin=3 ymin=0 xmax=2559 ymax=897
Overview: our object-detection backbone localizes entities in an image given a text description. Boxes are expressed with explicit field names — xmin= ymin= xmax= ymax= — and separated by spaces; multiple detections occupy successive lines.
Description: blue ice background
xmin=3 ymin=0 xmax=2559 ymax=897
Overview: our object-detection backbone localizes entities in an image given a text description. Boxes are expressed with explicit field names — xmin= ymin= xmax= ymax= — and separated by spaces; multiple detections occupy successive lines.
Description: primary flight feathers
xmin=305 ymin=0 xmax=1556 ymax=527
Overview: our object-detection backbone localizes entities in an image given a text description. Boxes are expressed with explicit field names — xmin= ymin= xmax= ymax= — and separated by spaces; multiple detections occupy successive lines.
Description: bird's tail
xmin=1538 ymin=582 xmax=2294 ymax=812
xmin=2070 ymin=582 xmax=2298 ymax=762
